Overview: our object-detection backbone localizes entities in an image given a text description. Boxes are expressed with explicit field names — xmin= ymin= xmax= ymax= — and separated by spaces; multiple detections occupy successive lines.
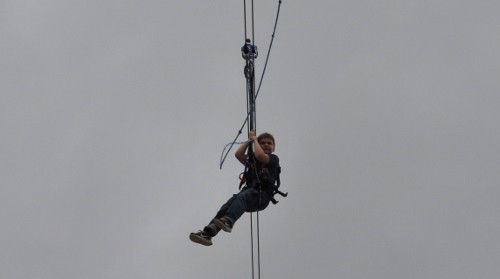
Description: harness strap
xmin=238 ymin=165 xmax=287 ymax=204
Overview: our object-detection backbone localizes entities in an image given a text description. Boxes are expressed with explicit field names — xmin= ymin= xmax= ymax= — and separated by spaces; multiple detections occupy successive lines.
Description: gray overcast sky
xmin=2 ymin=1 xmax=499 ymax=278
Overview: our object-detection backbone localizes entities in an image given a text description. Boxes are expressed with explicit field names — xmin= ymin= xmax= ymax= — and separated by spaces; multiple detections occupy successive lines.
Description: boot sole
xmin=189 ymin=233 xmax=212 ymax=246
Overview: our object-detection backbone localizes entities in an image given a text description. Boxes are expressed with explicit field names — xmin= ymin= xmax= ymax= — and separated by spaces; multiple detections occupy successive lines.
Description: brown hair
xmin=257 ymin=132 xmax=275 ymax=146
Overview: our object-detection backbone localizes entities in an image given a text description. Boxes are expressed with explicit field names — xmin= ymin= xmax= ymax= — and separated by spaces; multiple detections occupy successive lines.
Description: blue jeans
xmin=205 ymin=187 xmax=271 ymax=236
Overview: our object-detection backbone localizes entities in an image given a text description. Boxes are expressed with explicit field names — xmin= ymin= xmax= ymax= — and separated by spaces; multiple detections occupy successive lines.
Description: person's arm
xmin=235 ymin=130 xmax=270 ymax=164
xmin=249 ymin=130 xmax=270 ymax=164
xmin=235 ymin=141 xmax=250 ymax=165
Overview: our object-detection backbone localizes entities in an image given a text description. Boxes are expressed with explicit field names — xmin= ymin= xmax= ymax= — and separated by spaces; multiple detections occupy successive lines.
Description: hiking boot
xmin=214 ymin=216 xmax=233 ymax=233
xmin=189 ymin=230 xmax=212 ymax=246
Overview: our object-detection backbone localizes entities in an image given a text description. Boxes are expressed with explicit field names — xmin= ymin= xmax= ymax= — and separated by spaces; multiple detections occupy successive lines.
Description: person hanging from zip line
xmin=190 ymin=130 xmax=280 ymax=246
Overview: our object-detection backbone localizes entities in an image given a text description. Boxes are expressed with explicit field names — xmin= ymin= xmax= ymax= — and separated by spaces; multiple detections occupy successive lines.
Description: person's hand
xmin=249 ymin=130 xmax=257 ymax=142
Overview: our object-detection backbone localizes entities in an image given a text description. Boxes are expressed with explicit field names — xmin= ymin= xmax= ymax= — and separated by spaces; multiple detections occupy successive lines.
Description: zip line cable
xmin=216 ymin=1 xmax=283 ymax=278
xmin=219 ymin=0 xmax=282 ymax=170
xmin=243 ymin=1 xmax=259 ymax=278
xmin=246 ymin=2 xmax=281 ymax=279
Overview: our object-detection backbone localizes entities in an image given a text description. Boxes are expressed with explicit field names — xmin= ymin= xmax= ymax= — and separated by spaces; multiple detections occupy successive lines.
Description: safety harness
xmin=239 ymin=161 xmax=287 ymax=205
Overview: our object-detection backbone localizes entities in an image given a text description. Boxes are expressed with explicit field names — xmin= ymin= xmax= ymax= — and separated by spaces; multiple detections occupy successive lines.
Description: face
xmin=258 ymin=138 xmax=275 ymax=154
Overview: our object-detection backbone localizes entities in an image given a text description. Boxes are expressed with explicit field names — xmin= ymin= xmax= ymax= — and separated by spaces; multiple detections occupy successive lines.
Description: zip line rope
xmin=247 ymin=2 xmax=282 ymax=279
xmin=243 ymin=2 xmax=259 ymax=277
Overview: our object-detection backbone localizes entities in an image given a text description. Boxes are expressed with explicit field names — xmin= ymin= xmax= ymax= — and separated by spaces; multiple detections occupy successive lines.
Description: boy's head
xmin=257 ymin=132 xmax=275 ymax=153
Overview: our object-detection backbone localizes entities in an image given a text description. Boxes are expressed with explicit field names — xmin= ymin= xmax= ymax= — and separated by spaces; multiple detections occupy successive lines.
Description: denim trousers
xmin=205 ymin=187 xmax=270 ymax=236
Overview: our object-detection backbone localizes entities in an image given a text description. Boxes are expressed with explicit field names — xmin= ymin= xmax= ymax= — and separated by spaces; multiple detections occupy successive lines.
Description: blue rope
xmin=219 ymin=0 xmax=282 ymax=169
xmin=219 ymin=140 xmax=252 ymax=168
xmin=255 ymin=0 xmax=281 ymax=100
